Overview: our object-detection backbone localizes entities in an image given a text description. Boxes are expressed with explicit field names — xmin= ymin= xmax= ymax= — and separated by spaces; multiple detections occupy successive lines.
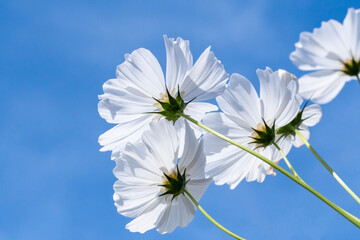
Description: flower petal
xmin=98 ymin=115 xmax=152 ymax=153
xmin=203 ymin=112 xmax=251 ymax=154
xmin=290 ymin=20 xmax=349 ymax=71
xmin=206 ymin=144 xmax=268 ymax=189
xmin=186 ymin=178 xmax=212 ymax=201
xmin=98 ymin=78 xmax=155 ymax=124
xmin=116 ymin=48 xmax=165 ymax=98
xmin=181 ymin=47 xmax=228 ymax=101
xmin=142 ymin=120 xmax=179 ymax=172
xmin=125 ymin=197 xmax=167 ymax=233
xmin=184 ymin=102 xmax=218 ymax=122
xmin=216 ymin=73 xmax=261 ymax=128
xmin=258 ymin=68 xmax=301 ymax=127
xmin=302 ymin=104 xmax=322 ymax=127
xmin=177 ymin=121 xmax=200 ymax=170
xmin=180 ymin=137 xmax=207 ymax=180
xmin=164 ymin=35 xmax=193 ymax=91
xmin=114 ymin=143 xmax=163 ymax=182
xmin=298 ymin=70 xmax=351 ymax=104
xmin=343 ymin=8 xmax=360 ymax=59
xmin=157 ymin=195 xmax=195 ymax=233
xmin=114 ymin=180 xmax=161 ymax=218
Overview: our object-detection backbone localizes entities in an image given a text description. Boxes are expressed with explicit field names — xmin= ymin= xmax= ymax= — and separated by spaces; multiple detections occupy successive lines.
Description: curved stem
xmin=184 ymin=189 xmax=246 ymax=240
xmin=295 ymin=129 xmax=360 ymax=205
xmin=180 ymin=113 xmax=360 ymax=228
xmin=272 ymin=141 xmax=302 ymax=180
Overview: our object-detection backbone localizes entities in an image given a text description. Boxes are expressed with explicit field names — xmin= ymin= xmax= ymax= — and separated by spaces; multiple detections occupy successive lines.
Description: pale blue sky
xmin=1 ymin=0 xmax=360 ymax=239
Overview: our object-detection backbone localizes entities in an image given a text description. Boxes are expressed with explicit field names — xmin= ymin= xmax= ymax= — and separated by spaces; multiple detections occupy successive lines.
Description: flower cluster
xmin=98 ymin=7 xmax=360 ymax=238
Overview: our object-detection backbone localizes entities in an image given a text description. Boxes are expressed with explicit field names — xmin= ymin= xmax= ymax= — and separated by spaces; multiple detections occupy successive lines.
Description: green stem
xmin=184 ymin=189 xmax=246 ymax=240
xmin=180 ymin=113 xmax=360 ymax=228
xmin=272 ymin=141 xmax=302 ymax=180
xmin=295 ymin=129 xmax=360 ymax=205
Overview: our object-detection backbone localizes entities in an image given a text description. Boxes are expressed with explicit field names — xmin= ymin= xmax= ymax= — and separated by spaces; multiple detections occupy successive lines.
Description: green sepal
xmin=149 ymin=85 xmax=195 ymax=123
xmin=159 ymin=166 xmax=189 ymax=201
xmin=250 ymin=118 xmax=276 ymax=149
xmin=277 ymin=100 xmax=310 ymax=138
xmin=343 ymin=58 xmax=360 ymax=77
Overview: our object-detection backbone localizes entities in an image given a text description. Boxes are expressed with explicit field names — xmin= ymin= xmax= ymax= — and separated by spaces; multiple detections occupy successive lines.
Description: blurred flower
xmin=98 ymin=36 xmax=228 ymax=157
xmin=203 ymin=68 xmax=302 ymax=189
xmin=277 ymin=103 xmax=322 ymax=147
xmin=290 ymin=8 xmax=360 ymax=104
xmin=113 ymin=120 xmax=211 ymax=233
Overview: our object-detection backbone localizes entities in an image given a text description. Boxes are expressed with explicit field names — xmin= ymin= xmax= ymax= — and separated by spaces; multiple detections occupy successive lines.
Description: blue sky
xmin=1 ymin=0 xmax=360 ymax=239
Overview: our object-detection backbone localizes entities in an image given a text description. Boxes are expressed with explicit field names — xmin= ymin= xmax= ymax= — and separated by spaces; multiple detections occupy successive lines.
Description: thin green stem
xmin=180 ymin=113 xmax=360 ymax=228
xmin=184 ymin=189 xmax=246 ymax=240
xmin=272 ymin=141 xmax=302 ymax=180
xmin=295 ymin=129 xmax=360 ymax=205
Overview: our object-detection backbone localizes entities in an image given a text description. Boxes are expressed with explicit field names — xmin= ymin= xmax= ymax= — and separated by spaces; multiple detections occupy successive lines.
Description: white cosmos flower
xmin=98 ymin=35 xmax=228 ymax=157
xmin=113 ymin=119 xmax=211 ymax=234
xmin=290 ymin=8 xmax=360 ymax=104
xmin=203 ymin=68 xmax=302 ymax=189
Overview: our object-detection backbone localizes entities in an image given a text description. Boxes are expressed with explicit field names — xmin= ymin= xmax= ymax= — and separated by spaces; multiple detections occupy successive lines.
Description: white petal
xmin=309 ymin=20 xmax=349 ymax=60
xmin=343 ymin=8 xmax=360 ymax=59
xmin=178 ymin=122 xmax=200 ymax=170
xmin=203 ymin=112 xmax=252 ymax=155
xmin=290 ymin=20 xmax=349 ymax=71
xmin=114 ymin=143 xmax=163 ymax=181
xmin=245 ymin=155 xmax=267 ymax=183
xmin=181 ymin=47 xmax=228 ymax=101
xmin=176 ymin=121 xmax=208 ymax=179
xmin=164 ymin=35 xmax=193 ymax=91
xmin=290 ymin=33 xmax=342 ymax=71
xmin=142 ymin=120 xmax=179 ymax=172
xmin=186 ymin=178 xmax=212 ymax=201
xmin=116 ymin=48 xmax=165 ymax=98
xmin=206 ymin=144 xmax=267 ymax=189
xmin=98 ymin=78 xmax=155 ymax=124
xmin=98 ymin=115 xmax=152 ymax=153
xmin=114 ymin=180 xmax=161 ymax=218
xmin=157 ymin=195 xmax=195 ymax=233
xmin=302 ymin=104 xmax=322 ymax=127
xmin=112 ymin=144 xmax=165 ymax=218
xmin=258 ymin=68 xmax=301 ymax=126
xmin=184 ymin=102 xmax=218 ymax=122
xmin=125 ymin=197 xmax=166 ymax=233
xmin=181 ymin=138 xmax=207 ymax=179
xmin=298 ymin=70 xmax=351 ymax=104
xmin=216 ymin=73 xmax=261 ymax=128
xmin=182 ymin=102 xmax=218 ymax=138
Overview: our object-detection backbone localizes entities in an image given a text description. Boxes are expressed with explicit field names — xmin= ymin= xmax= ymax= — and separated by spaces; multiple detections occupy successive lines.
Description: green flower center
xmin=342 ymin=58 xmax=360 ymax=77
xmin=250 ymin=119 xmax=276 ymax=149
xmin=159 ymin=166 xmax=189 ymax=200
xmin=150 ymin=86 xmax=195 ymax=123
